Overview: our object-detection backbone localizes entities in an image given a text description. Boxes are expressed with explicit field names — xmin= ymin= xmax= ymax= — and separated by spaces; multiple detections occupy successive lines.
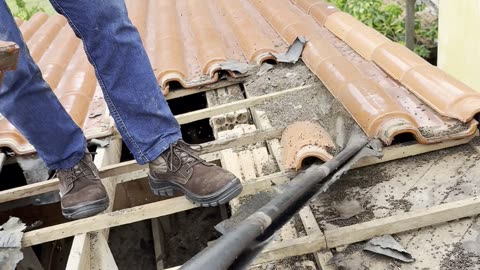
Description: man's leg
xmin=49 ymin=0 xmax=243 ymax=207
xmin=0 ymin=2 xmax=86 ymax=169
xmin=48 ymin=0 xmax=182 ymax=163
xmin=0 ymin=3 xmax=110 ymax=219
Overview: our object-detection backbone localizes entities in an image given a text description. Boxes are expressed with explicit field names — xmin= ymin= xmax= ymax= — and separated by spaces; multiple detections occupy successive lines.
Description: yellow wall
xmin=438 ymin=0 xmax=480 ymax=91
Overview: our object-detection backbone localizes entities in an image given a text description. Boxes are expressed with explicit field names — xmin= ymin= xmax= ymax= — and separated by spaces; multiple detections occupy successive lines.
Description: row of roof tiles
xmin=126 ymin=0 xmax=290 ymax=93
xmin=267 ymin=0 xmax=478 ymax=144
xmin=0 ymin=0 xmax=479 ymax=156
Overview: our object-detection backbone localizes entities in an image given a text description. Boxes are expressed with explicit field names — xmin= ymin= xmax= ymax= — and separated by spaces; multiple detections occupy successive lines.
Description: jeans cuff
xmin=138 ymin=133 xmax=183 ymax=165
xmin=45 ymin=150 xmax=84 ymax=170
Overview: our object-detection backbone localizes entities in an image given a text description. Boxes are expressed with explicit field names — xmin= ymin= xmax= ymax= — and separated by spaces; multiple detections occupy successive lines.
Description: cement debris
xmin=272 ymin=37 xmax=306 ymax=64
xmin=17 ymin=155 xmax=59 ymax=205
xmin=318 ymin=138 xmax=383 ymax=194
xmin=363 ymin=235 xmax=415 ymax=263
xmin=332 ymin=198 xmax=365 ymax=220
xmin=256 ymin=63 xmax=274 ymax=76
xmin=219 ymin=60 xmax=253 ymax=75
xmin=0 ymin=217 xmax=26 ymax=270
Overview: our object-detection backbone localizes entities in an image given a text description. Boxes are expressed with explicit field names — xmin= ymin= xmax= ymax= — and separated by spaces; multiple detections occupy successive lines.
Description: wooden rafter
xmin=65 ymin=139 xmax=122 ymax=270
xmin=3 ymin=129 xmax=475 ymax=205
xmin=255 ymin=196 xmax=480 ymax=264
xmin=0 ymin=126 xmax=283 ymax=203
xmin=21 ymin=172 xmax=289 ymax=247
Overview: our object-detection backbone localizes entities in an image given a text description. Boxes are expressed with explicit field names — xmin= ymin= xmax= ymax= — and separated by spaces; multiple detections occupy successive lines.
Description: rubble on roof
xmin=0 ymin=217 xmax=26 ymax=270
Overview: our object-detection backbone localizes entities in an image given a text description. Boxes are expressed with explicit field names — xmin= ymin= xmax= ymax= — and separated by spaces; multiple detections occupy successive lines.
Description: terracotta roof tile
xmin=303 ymin=0 xmax=480 ymax=122
xmin=401 ymin=65 xmax=480 ymax=122
xmin=126 ymin=0 xmax=288 ymax=94
xmin=281 ymin=121 xmax=334 ymax=170
xmin=1 ymin=0 xmax=479 ymax=155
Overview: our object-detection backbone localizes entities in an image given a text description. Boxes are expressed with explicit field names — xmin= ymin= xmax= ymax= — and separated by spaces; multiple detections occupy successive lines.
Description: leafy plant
xmin=8 ymin=0 xmax=45 ymax=20
xmin=326 ymin=0 xmax=438 ymax=60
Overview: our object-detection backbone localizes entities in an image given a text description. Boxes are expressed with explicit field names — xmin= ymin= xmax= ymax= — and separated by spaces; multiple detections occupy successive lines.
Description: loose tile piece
xmin=281 ymin=121 xmax=335 ymax=170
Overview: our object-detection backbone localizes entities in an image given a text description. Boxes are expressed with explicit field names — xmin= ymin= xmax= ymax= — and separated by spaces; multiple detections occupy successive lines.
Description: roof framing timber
xmin=2 ymin=128 xmax=474 ymax=205
xmin=255 ymin=195 xmax=480 ymax=264
xmin=65 ymin=138 xmax=122 ymax=270
xmin=0 ymin=126 xmax=284 ymax=203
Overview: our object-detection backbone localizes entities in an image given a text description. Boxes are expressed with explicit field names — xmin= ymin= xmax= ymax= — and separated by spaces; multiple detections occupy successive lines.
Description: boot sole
xmin=148 ymin=177 xmax=243 ymax=207
xmin=62 ymin=196 xmax=109 ymax=220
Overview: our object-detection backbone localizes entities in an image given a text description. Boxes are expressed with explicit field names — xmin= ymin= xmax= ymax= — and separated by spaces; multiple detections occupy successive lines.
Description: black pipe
xmin=181 ymin=131 xmax=369 ymax=270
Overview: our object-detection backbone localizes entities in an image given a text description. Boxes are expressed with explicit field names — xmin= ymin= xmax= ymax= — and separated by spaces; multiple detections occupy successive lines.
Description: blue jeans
xmin=0 ymin=0 xmax=182 ymax=169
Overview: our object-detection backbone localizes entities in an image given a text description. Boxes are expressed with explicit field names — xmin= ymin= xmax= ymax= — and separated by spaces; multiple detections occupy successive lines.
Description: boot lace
xmin=165 ymin=141 xmax=204 ymax=173
xmin=56 ymin=153 xmax=98 ymax=184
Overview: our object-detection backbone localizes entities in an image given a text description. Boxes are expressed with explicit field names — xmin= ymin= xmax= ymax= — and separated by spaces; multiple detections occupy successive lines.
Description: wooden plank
xmin=0 ymin=127 xmax=283 ymax=204
xmin=66 ymin=139 xmax=122 ymax=270
xmin=255 ymin=196 xmax=480 ymax=264
xmin=65 ymin=233 xmax=90 ymax=270
xmin=308 ymin=141 xmax=480 ymax=269
xmin=175 ymin=85 xmax=312 ymax=124
xmin=89 ymin=232 xmax=119 ymax=270
xmin=3 ymin=113 xmax=474 ymax=205
xmin=352 ymin=133 xmax=477 ymax=169
xmin=298 ymin=207 xmax=335 ymax=270
xmin=151 ymin=218 xmax=166 ymax=270
xmin=165 ymin=79 xmax=243 ymax=101
xmin=95 ymin=139 xmax=123 ymax=237
xmin=21 ymin=172 xmax=289 ymax=247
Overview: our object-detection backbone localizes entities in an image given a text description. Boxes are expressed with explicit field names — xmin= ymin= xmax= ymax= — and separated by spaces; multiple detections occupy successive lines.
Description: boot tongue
xmin=176 ymin=148 xmax=197 ymax=164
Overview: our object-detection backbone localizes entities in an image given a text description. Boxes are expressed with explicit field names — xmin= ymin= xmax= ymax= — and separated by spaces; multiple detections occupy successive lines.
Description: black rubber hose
xmin=181 ymin=132 xmax=369 ymax=270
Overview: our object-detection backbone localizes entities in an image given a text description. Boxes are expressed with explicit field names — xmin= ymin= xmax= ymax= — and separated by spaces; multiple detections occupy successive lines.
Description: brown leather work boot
xmin=148 ymin=140 xmax=242 ymax=207
xmin=57 ymin=153 xmax=109 ymax=219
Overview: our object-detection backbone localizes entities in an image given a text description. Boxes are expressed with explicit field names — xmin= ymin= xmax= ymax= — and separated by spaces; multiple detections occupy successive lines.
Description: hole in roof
xmin=263 ymin=59 xmax=277 ymax=65
xmin=167 ymin=81 xmax=184 ymax=91
xmin=181 ymin=119 xmax=215 ymax=144
xmin=300 ymin=156 xmax=325 ymax=170
xmin=0 ymin=161 xmax=27 ymax=191
xmin=168 ymin=92 xmax=215 ymax=144
xmin=120 ymin=140 xmax=135 ymax=162
xmin=474 ymin=113 xmax=480 ymax=123
xmin=391 ymin=132 xmax=416 ymax=145
xmin=167 ymin=91 xmax=207 ymax=115
xmin=238 ymin=82 xmax=247 ymax=99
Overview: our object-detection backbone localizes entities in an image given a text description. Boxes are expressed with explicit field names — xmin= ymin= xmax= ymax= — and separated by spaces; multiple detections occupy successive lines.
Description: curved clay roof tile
xmin=304 ymin=0 xmax=480 ymax=123
xmin=281 ymin=121 xmax=335 ymax=170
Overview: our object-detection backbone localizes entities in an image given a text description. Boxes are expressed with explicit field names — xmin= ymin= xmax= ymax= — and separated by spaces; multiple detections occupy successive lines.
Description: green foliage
xmin=326 ymin=0 xmax=438 ymax=59
xmin=8 ymin=0 xmax=45 ymax=20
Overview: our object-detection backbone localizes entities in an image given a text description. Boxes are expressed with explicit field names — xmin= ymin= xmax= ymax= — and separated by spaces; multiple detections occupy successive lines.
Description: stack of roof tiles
xmin=1 ymin=0 xmax=479 ymax=156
